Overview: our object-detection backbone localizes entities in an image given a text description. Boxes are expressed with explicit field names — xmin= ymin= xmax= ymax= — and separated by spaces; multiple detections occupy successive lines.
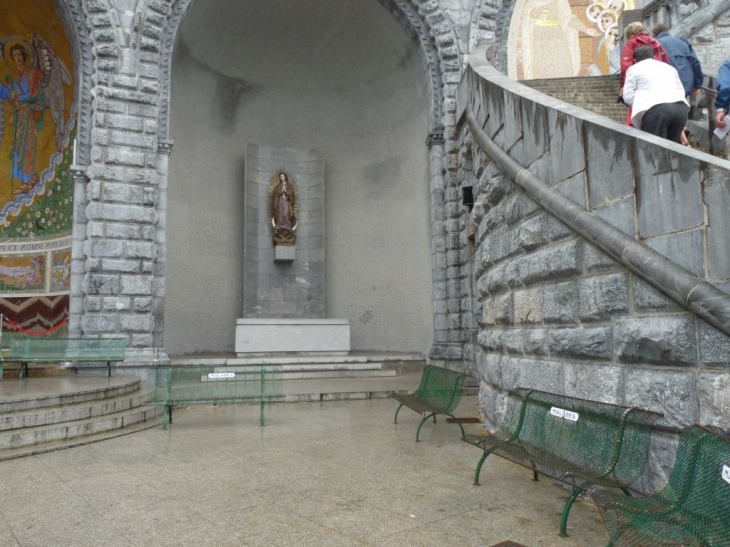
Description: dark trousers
xmin=641 ymin=102 xmax=689 ymax=143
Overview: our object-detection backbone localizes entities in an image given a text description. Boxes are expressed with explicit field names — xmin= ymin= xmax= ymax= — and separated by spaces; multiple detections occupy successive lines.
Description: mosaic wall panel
xmin=0 ymin=0 xmax=76 ymax=328
xmin=507 ymin=0 xmax=634 ymax=80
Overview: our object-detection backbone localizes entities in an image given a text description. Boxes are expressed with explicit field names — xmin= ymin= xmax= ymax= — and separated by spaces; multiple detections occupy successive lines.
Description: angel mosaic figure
xmin=0 ymin=34 xmax=71 ymax=195
xmin=269 ymin=171 xmax=298 ymax=246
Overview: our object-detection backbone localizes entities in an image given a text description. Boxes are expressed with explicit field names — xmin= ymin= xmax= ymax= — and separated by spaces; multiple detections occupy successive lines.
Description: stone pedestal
xmin=236 ymin=318 xmax=351 ymax=354
xmin=274 ymin=245 xmax=295 ymax=262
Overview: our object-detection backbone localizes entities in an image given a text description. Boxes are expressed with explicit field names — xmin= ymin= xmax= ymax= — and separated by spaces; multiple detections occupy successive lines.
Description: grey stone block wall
xmin=455 ymin=47 xmax=730 ymax=491
xmin=60 ymin=0 xmax=469 ymax=363
xmin=243 ymin=144 xmax=325 ymax=319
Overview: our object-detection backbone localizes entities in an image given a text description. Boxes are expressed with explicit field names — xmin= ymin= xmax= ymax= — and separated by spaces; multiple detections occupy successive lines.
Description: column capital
xmin=70 ymin=164 xmax=90 ymax=181
xmin=426 ymin=132 xmax=445 ymax=148
xmin=158 ymin=139 xmax=175 ymax=155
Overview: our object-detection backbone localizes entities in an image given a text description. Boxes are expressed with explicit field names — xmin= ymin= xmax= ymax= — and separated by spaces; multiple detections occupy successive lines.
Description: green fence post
xmin=162 ymin=366 xmax=173 ymax=430
xmin=260 ymin=366 xmax=265 ymax=426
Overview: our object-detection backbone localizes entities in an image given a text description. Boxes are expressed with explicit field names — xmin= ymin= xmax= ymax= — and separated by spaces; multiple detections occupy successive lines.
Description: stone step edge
xmin=157 ymin=390 xmax=411 ymax=409
xmin=0 ymin=389 xmax=152 ymax=432
xmin=172 ymin=354 xmax=425 ymax=366
xmin=0 ymin=410 xmax=164 ymax=462
xmin=215 ymin=363 xmax=386 ymax=372
xmin=0 ymin=377 xmax=142 ymax=414
xmin=0 ymin=404 xmax=163 ymax=450
xmin=199 ymin=370 xmax=397 ymax=382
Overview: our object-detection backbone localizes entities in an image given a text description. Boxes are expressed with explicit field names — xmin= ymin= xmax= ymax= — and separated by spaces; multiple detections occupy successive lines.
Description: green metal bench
xmin=393 ymin=365 xmax=466 ymax=442
xmin=592 ymin=425 xmax=730 ymax=547
xmin=148 ymin=365 xmax=284 ymax=429
xmin=463 ymin=388 xmax=661 ymax=537
xmin=1 ymin=337 xmax=126 ymax=379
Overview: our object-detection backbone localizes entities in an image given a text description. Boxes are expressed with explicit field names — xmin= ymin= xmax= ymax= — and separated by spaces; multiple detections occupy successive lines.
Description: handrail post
xmin=260 ymin=365 xmax=265 ymax=426
xmin=162 ymin=366 xmax=173 ymax=430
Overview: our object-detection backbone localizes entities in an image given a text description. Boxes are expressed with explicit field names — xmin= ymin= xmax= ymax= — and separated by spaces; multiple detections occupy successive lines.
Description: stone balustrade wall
xmin=456 ymin=45 xmax=730 ymax=491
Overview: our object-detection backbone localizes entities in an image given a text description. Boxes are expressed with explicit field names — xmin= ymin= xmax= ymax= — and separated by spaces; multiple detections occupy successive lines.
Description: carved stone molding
xmin=469 ymin=0 xmax=501 ymax=54
xmin=158 ymin=139 xmax=175 ymax=155
xmin=426 ymin=132 xmax=446 ymax=148
xmin=56 ymin=0 xmax=100 ymax=167
xmin=70 ymin=165 xmax=90 ymax=181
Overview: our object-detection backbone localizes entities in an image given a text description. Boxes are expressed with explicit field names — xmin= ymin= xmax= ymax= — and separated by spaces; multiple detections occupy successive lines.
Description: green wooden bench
xmin=392 ymin=365 xmax=467 ymax=442
xmin=591 ymin=425 xmax=730 ymax=547
xmin=1 ymin=337 xmax=126 ymax=379
xmin=148 ymin=365 xmax=284 ymax=429
xmin=463 ymin=388 xmax=661 ymax=537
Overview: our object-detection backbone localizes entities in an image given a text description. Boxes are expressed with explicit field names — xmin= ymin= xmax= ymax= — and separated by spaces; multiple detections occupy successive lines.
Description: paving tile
xmin=372 ymin=522 xmax=487 ymax=547
xmin=310 ymin=500 xmax=424 ymax=543
xmin=0 ymin=397 xmax=611 ymax=546
xmin=0 ymin=516 xmax=20 ymax=547
xmin=239 ymin=520 xmax=366 ymax=546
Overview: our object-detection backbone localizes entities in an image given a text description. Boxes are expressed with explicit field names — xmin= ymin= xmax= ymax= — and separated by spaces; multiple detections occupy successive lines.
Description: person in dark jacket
xmin=652 ymin=24 xmax=703 ymax=97
xmin=715 ymin=58 xmax=730 ymax=128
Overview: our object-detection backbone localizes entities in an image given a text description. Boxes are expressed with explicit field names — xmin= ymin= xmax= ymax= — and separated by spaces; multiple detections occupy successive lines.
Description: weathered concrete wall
xmin=454 ymin=46 xmax=730 ymax=490
xmin=242 ymin=145 xmax=325 ymax=319
xmin=164 ymin=0 xmax=435 ymax=354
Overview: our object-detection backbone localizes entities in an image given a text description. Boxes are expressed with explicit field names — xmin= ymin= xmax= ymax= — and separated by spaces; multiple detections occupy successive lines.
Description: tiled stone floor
xmin=0 ymin=396 xmax=610 ymax=546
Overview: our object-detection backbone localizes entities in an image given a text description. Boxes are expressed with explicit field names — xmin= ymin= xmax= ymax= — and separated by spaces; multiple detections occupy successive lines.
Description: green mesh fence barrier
xmin=392 ymin=365 xmax=466 ymax=441
xmin=149 ymin=365 xmax=284 ymax=428
xmin=592 ymin=426 xmax=730 ymax=547
xmin=8 ymin=337 xmax=126 ymax=361
xmin=1 ymin=337 xmax=126 ymax=378
xmin=463 ymin=388 xmax=661 ymax=537
xmin=0 ymin=331 xmax=25 ymax=351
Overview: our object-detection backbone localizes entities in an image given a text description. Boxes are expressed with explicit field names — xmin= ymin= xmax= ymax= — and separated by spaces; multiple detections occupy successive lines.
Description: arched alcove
xmin=0 ymin=0 xmax=92 ymax=335
xmin=164 ymin=0 xmax=436 ymax=355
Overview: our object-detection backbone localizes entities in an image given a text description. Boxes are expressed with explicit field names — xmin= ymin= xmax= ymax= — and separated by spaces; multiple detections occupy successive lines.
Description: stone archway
xmin=54 ymin=0 xmax=465 ymax=363
xmin=155 ymin=0 xmax=463 ymax=356
xmin=157 ymin=0 xmax=460 ymax=143
xmin=58 ymin=0 xmax=106 ymax=336
xmin=0 ymin=0 xmax=98 ymax=337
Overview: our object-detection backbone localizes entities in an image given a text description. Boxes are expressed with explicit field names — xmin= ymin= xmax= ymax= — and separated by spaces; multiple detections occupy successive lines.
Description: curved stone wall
xmin=455 ymin=45 xmax=730 ymax=490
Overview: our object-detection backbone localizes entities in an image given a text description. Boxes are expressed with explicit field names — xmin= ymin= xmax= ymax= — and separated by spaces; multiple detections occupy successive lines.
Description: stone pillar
xmin=154 ymin=140 xmax=173 ymax=362
xmin=427 ymin=133 xmax=450 ymax=359
xmin=69 ymin=165 xmax=90 ymax=337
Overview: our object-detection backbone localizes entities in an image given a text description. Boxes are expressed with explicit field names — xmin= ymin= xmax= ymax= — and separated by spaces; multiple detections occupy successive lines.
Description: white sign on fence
xmin=550 ymin=406 xmax=579 ymax=422
xmin=208 ymin=372 xmax=236 ymax=379
xmin=722 ymin=464 xmax=730 ymax=485
xmin=550 ymin=407 xmax=565 ymax=418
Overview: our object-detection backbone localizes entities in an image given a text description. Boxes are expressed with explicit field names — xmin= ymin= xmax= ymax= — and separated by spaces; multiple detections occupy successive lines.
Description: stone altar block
xmin=236 ymin=318 xmax=351 ymax=354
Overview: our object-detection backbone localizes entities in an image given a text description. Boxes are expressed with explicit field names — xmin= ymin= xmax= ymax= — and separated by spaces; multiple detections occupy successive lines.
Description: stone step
xmin=278 ymin=390 xmax=408 ymax=403
xmin=1 ymin=363 xmax=75 ymax=379
xmin=217 ymin=363 xmax=385 ymax=372
xmin=200 ymin=368 xmax=397 ymax=382
xmin=0 ymin=376 xmax=141 ymax=414
xmin=0 ymin=410 xmax=164 ymax=462
xmin=0 ymin=390 xmax=152 ymax=432
xmin=172 ymin=352 xmax=424 ymax=366
xmin=0 ymin=403 xmax=164 ymax=451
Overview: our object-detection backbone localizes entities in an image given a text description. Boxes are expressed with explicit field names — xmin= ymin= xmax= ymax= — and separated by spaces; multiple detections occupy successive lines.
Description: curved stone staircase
xmin=0 ymin=376 xmax=163 ymax=461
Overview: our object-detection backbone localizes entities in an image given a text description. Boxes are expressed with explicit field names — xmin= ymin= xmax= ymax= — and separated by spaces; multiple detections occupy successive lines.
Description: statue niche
xmin=269 ymin=170 xmax=298 ymax=246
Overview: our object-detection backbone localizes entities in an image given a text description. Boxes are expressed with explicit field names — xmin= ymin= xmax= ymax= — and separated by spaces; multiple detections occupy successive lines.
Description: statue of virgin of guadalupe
xmin=269 ymin=171 xmax=298 ymax=245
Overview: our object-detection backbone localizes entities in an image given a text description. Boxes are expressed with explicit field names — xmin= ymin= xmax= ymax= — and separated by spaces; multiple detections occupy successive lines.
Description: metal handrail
xmin=465 ymin=107 xmax=730 ymax=337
